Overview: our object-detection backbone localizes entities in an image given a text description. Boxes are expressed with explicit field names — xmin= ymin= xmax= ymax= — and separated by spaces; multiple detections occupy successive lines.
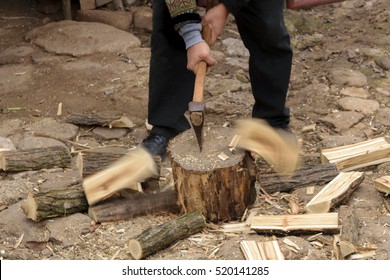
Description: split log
xmin=257 ymin=163 xmax=339 ymax=194
xmin=0 ymin=146 xmax=71 ymax=172
xmin=305 ymin=172 xmax=365 ymax=213
xmin=240 ymin=240 xmax=284 ymax=260
xmin=83 ymin=147 xmax=158 ymax=205
xmin=251 ymin=213 xmax=340 ymax=234
xmin=128 ymin=211 xmax=205 ymax=260
xmin=374 ymin=176 xmax=390 ymax=195
xmin=338 ymin=206 xmax=360 ymax=258
xmin=21 ymin=180 xmax=88 ymax=222
xmin=168 ymin=126 xmax=256 ymax=222
xmin=321 ymin=137 xmax=390 ymax=171
xmin=88 ymin=190 xmax=179 ymax=223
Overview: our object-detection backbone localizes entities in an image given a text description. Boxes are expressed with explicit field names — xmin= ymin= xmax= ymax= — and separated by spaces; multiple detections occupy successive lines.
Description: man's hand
xmin=187 ymin=41 xmax=217 ymax=74
xmin=202 ymin=3 xmax=229 ymax=46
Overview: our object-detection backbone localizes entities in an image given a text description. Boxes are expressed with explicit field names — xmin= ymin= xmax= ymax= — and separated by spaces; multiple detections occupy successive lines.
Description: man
xmin=142 ymin=0 xmax=293 ymax=158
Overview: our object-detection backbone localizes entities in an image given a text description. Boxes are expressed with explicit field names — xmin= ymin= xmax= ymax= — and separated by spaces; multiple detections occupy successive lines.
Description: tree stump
xmin=168 ymin=126 xmax=256 ymax=223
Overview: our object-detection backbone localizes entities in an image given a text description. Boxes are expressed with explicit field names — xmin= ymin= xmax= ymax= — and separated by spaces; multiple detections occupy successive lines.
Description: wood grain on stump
xmin=168 ymin=126 xmax=255 ymax=222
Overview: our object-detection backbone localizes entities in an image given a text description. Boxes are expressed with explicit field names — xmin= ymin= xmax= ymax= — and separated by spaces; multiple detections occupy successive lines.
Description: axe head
xmin=188 ymin=101 xmax=205 ymax=152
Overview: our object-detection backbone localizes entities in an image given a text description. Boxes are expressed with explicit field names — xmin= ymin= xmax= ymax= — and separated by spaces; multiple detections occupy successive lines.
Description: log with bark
xmin=0 ymin=146 xmax=71 ymax=172
xmin=257 ymin=163 xmax=340 ymax=194
xmin=21 ymin=180 xmax=88 ymax=222
xmin=304 ymin=171 xmax=365 ymax=213
xmin=251 ymin=213 xmax=340 ymax=234
xmin=321 ymin=137 xmax=390 ymax=171
xmin=88 ymin=190 xmax=179 ymax=223
xmin=128 ymin=211 xmax=205 ymax=260
xmin=168 ymin=126 xmax=256 ymax=222
xmin=65 ymin=113 xmax=135 ymax=129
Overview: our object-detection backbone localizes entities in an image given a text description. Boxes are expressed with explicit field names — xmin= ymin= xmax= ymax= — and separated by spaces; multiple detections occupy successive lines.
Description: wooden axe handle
xmin=192 ymin=24 xmax=212 ymax=103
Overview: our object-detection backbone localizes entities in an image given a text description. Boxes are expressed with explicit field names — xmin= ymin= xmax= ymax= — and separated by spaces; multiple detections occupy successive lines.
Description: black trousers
xmin=148 ymin=0 xmax=292 ymax=139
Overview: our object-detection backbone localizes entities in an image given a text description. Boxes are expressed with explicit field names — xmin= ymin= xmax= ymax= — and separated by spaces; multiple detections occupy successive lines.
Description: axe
xmin=188 ymin=24 xmax=212 ymax=152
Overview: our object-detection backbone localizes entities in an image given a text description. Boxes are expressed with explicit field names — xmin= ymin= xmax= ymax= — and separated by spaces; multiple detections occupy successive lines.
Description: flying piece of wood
xmin=83 ymin=147 xmax=158 ymax=205
xmin=234 ymin=118 xmax=299 ymax=174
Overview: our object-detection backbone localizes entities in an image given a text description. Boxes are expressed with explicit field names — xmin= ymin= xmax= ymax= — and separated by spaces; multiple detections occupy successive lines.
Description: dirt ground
xmin=0 ymin=0 xmax=389 ymax=260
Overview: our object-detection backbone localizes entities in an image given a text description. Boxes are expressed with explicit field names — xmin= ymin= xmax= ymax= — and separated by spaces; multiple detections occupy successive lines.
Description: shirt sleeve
xmin=165 ymin=0 xmax=202 ymax=31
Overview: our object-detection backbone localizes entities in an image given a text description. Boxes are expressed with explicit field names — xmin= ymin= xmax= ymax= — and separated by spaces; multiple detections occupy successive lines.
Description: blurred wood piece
xmin=83 ymin=148 xmax=157 ymax=205
xmin=128 ymin=211 xmax=205 ymax=260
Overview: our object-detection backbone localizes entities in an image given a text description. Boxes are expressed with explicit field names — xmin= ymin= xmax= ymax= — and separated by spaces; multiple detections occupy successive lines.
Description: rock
xmin=60 ymin=59 xmax=104 ymax=71
xmin=123 ymin=48 xmax=151 ymax=68
xmin=349 ymin=181 xmax=384 ymax=209
xmin=0 ymin=65 xmax=34 ymax=94
xmin=340 ymin=87 xmax=369 ymax=99
xmin=374 ymin=56 xmax=390 ymax=71
xmin=30 ymin=117 xmax=79 ymax=140
xmin=0 ymin=119 xmax=24 ymax=137
xmin=319 ymin=111 xmax=364 ymax=132
xmin=0 ymin=137 xmax=16 ymax=151
xmin=320 ymin=135 xmax=365 ymax=149
xmin=0 ymin=45 xmax=36 ymax=65
xmin=328 ymin=68 xmax=368 ymax=87
xmin=337 ymin=97 xmax=380 ymax=115
xmin=0 ymin=203 xmax=48 ymax=241
xmin=205 ymin=77 xmax=242 ymax=96
xmin=291 ymin=33 xmax=324 ymax=50
xmin=221 ymin=38 xmax=249 ymax=57
xmin=375 ymin=77 xmax=390 ymax=97
xmin=206 ymin=90 xmax=253 ymax=116
xmin=133 ymin=6 xmax=153 ymax=32
xmin=92 ymin=127 xmax=129 ymax=139
xmin=35 ymin=0 xmax=62 ymax=14
xmin=25 ymin=21 xmax=141 ymax=57
xmin=225 ymin=57 xmax=249 ymax=71
xmin=373 ymin=108 xmax=390 ymax=127
xmin=0 ymin=180 xmax=37 ymax=208
xmin=76 ymin=10 xmax=132 ymax=31
xmin=17 ymin=136 xmax=66 ymax=150
xmin=46 ymin=213 xmax=92 ymax=248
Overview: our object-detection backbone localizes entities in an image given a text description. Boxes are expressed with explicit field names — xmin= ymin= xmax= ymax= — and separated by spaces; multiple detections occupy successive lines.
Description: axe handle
xmin=192 ymin=24 xmax=212 ymax=103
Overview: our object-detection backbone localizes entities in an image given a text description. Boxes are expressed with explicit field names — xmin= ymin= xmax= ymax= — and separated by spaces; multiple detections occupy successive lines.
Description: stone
xmin=375 ymin=77 xmax=390 ymax=97
xmin=25 ymin=21 xmax=141 ymax=57
xmin=0 ymin=137 xmax=16 ymax=151
xmin=0 ymin=119 xmax=24 ymax=137
xmin=30 ymin=117 xmax=79 ymax=140
xmin=374 ymin=56 xmax=390 ymax=71
xmin=0 ymin=180 xmax=37 ymax=207
xmin=340 ymin=87 xmax=369 ymax=99
xmin=320 ymin=135 xmax=365 ymax=149
xmin=76 ymin=10 xmax=132 ymax=31
xmin=337 ymin=97 xmax=380 ymax=115
xmin=328 ymin=68 xmax=368 ymax=87
xmin=319 ymin=111 xmax=364 ymax=132
xmin=222 ymin=38 xmax=249 ymax=57
xmin=373 ymin=108 xmax=390 ymax=127
xmin=206 ymin=90 xmax=254 ymax=116
xmin=205 ymin=77 xmax=242 ymax=96
xmin=133 ymin=6 xmax=153 ymax=32
xmin=92 ymin=127 xmax=129 ymax=139
xmin=0 ymin=45 xmax=36 ymax=65
xmin=17 ymin=136 xmax=66 ymax=150
xmin=0 ymin=65 xmax=34 ymax=94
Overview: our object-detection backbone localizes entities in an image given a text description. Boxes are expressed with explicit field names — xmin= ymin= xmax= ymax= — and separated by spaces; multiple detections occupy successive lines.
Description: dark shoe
xmin=141 ymin=133 xmax=170 ymax=158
